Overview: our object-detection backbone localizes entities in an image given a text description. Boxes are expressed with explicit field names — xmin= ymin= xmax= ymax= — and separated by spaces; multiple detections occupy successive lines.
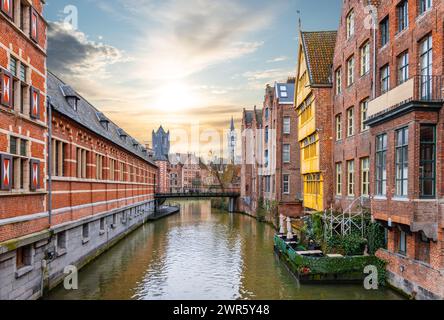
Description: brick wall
xmin=0 ymin=1 xmax=48 ymax=242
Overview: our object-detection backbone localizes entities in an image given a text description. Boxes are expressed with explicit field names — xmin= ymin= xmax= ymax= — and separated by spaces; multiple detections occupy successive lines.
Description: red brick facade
xmin=332 ymin=0 xmax=373 ymax=211
xmin=366 ymin=0 xmax=444 ymax=299
xmin=50 ymin=111 xmax=157 ymax=227
xmin=0 ymin=0 xmax=157 ymax=245
xmin=156 ymin=160 xmax=169 ymax=193
xmin=0 ymin=0 xmax=47 ymax=242
xmin=241 ymin=82 xmax=303 ymax=218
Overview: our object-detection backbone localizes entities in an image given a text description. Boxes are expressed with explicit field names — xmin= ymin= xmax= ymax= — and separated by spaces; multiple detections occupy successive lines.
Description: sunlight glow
xmin=153 ymin=82 xmax=200 ymax=112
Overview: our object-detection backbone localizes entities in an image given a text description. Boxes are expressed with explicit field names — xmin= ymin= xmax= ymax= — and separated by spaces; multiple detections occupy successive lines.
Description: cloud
xmin=267 ymin=56 xmax=289 ymax=63
xmin=47 ymin=22 xmax=128 ymax=80
xmin=131 ymin=0 xmax=273 ymax=81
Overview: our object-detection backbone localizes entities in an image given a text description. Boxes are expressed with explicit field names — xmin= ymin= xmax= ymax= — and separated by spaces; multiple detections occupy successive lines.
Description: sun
xmin=154 ymin=82 xmax=199 ymax=113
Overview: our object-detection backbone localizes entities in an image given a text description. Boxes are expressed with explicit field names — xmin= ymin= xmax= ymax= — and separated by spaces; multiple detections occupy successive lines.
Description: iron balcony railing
xmin=413 ymin=75 xmax=444 ymax=102
xmin=368 ymin=75 xmax=444 ymax=120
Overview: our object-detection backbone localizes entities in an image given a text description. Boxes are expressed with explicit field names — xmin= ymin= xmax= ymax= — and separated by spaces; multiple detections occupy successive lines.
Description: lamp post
xmin=286 ymin=217 xmax=293 ymax=240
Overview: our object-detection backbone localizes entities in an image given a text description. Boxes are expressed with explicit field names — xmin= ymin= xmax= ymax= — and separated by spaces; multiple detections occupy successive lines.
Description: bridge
xmin=154 ymin=188 xmax=241 ymax=213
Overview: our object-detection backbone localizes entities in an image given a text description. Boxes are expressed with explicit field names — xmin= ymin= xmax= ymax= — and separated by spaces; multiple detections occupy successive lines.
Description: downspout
xmin=371 ymin=8 xmax=377 ymax=99
xmin=47 ymin=96 xmax=52 ymax=225
xmin=41 ymin=95 xmax=52 ymax=298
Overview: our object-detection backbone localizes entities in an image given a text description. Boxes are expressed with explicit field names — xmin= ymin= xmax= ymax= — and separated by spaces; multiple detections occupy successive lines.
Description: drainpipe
xmin=371 ymin=7 xmax=377 ymax=100
xmin=47 ymin=96 xmax=52 ymax=226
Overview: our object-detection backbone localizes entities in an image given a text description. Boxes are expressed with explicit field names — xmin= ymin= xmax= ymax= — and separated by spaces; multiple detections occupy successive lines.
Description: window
xmin=360 ymin=99 xmax=369 ymax=132
xmin=380 ymin=16 xmax=389 ymax=47
xmin=301 ymin=134 xmax=317 ymax=160
xmin=19 ymin=64 xmax=26 ymax=82
xmin=119 ymin=162 xmax=124 ymax=181
xmin=299 ymin=96 xmax=313 ymax=125
xmin=264 ymin=150 xmax=269 ymax=168
xmin=347 ymin=56 xmax=355 ymax=86
xmin=265 ymin=126 xmax=269 ymax=143
xmin=283 ymin=117 xmax=291 ymax=134
xmin=419 ymin=125 xmax=436 ymax=198
xmin=3 ymin=0 xmax=32 ymax=34
xmin=57 ymin=231 xmax=67 ymax=251
xmin=399 ymin=230 xmax=407 ymax=255
xmin=419 ymin=0 xmax=432 ymax=15
xmin=9 ymin=57 xmax=17 ymax=76
xmin=360 ymin=42 xmax=370 ymax=76
xmin=395 ymin=127 xmax=409 ymax=197
xmin=420 ymin=35 xmax=433 ymax=99
xmin=265 ymin=108 xmax=269 ymax=120
xmin=16 ymin=245 xmax=32 ymax=270
xmin=336 ymin=163 xmax=342 ymax=196
xmin=283 ymin=175 xmax=290 ymax=194
xmin=82 ymin=224 xmax=89 ymax=239
xmin=76 ymin=148 xmax=88 ymax=179
xmin=96 ymin=154 xmax=104 ymax=180
xmin=397 ymin=0 xmax=409 ymax=32
xmin=347 ymin=160 xmax=355 ymax=196
xmin=304 ymin=174 xmax=321 ymax=195
xmin=336 ymin=114 xmax=342 ymax=141
xmin=347 ymin=107 xmax=354 ymax=137
xmin=361 ymin=158 xmax=370 ymax=196
xmin=376 ymin=134 xmax=387 ymax=196
xmin=51 ymin=139 xmax=65 ymax=177
xmin=346 ymin=10 xmax=355 ymax=39
xmin=381 ymin=64 xmax=390 ymax=93
xmin=335 ymin=68 xmax=342 ymax=94
xmin=283 ymin=144 xmax=290 ymax=163
xmin=10 ymin=137 xmax=30 ymax=191
xmin=100 ymin=218 xmax=106 ymax=232
xmin=109 ymin=159 xmax=114 ymax=181
xmin=398 ymin=52 xmax=409 ymax=84
xmin=264 ymin=176 xmax=271 ymax=193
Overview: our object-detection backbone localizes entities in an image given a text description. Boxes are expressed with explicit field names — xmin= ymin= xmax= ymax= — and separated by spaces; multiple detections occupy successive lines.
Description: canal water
xmin=46 ymin=200 xmax=403 ymax=300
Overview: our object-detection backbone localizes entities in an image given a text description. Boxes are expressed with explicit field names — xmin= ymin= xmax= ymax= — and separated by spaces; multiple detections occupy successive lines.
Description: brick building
xmin=295 ymin=30 xmax=337 ymax=212
xmin=332 ymin=0 xmax=374 ymax=212
xmin=240 ymin=81 xmax=302 ymax=218
xmin=0 ymin=0 xmax=158 ymax=299
xmin=364 ymin=0 xmax=444 ymax=299
xmin=0 ymin=0 xmax=47 ymax=243
xmin=240 ymin=109 xmax=255 ymax=213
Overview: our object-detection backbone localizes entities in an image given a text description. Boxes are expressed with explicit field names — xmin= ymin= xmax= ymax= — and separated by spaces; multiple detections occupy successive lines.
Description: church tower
xmin=228 ymin=117 xmax=237 ymax=164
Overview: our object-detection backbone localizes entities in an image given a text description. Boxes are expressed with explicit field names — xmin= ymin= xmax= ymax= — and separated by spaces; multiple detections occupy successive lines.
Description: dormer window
xmin=60 ymin=85 xmax=79 ymax=111
xmin=117 ymin=129 xmax=127 ymax=141
xmin=96 ymin=112 xmax=109 ymax=130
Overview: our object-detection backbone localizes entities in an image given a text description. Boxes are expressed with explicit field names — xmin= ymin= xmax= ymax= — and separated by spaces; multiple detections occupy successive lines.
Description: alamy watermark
xmin=63 ymin=265 xmax=78 ymax=290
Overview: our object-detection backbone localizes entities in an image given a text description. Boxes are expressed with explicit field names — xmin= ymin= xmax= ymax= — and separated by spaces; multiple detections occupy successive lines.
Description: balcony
xmin=367 ymin=76 xmax=444 ymax=125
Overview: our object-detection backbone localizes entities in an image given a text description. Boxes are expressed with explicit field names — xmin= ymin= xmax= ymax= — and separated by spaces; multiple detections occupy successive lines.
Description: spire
xmin=230 ymin=117 xmax=235 ymax=131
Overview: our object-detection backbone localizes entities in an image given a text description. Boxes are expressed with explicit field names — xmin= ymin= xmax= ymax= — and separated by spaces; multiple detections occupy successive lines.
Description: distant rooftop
xmin=275 ymin=82 xmax=295 ymax=104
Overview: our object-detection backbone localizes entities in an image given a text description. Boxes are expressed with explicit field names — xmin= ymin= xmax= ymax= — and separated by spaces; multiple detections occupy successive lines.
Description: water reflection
xmin=46 ymin=200 xmax=403 ymax=300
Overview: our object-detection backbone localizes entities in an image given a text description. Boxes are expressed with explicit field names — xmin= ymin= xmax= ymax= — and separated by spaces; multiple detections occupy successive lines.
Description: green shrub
xmin=342 ymin=233 xmax=367 ymax=256
xmin=367 ymin=222 xmax=386 ymax=255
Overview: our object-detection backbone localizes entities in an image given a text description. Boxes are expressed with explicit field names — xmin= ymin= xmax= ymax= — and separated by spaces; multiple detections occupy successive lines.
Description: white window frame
xmin=347 ymin=107 xmax=354 ymax=137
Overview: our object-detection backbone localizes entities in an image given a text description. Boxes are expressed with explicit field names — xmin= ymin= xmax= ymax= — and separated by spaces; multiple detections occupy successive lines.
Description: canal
xmin=46 ymin=200 xmax=403 ymax=300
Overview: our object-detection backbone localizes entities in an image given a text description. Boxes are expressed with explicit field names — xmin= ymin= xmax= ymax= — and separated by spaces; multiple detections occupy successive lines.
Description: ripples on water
xmin=46 ymin=200 xmax=403 ymax=300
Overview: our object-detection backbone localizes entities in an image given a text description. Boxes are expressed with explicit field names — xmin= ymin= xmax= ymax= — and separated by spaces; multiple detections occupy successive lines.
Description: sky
xmin=44 ymin=0 xmax=341 ymax=158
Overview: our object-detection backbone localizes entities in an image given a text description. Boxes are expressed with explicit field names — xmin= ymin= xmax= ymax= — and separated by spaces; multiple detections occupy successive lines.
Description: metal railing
xmin=413 ymin=75 xmax=444 ymax=102
xmin=156 ymin=187 xmax=241 ymax=198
